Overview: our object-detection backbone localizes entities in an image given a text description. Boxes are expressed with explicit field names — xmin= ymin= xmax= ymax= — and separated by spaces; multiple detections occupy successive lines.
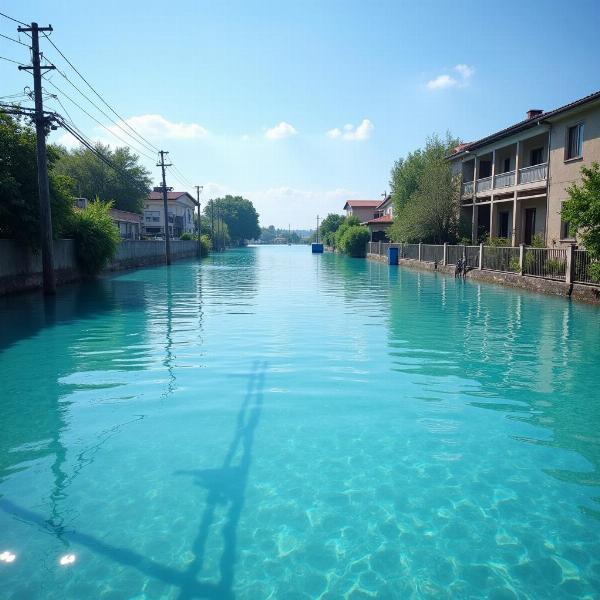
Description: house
xmin=143 ymin=189 xmax=197 ymax=238
xmin=343 ymin=200 xmax=382 ymax=223
xmin=342 ymin=197 xmax=394 ymax=242
xmin=74 ymin=198 xmax=142 ymax=239
xmin=110 ymin=208 xmax=142 ymax=240
xmin=448 ymin=89 xmax=600 ymax=246
xmin=365 ymin=195 xmax=394 ymax=242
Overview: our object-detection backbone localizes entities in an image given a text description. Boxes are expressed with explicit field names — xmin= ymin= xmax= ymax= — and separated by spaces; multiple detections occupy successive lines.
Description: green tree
xmin=319 ymin=213 xmax=345 ymax=247
xmin=0 ymin=112 xmax=74 ymax=247
xmin=339 ymin=225 xmax=370 ymax=257
xmin=389 ymin=133 xmax=461 ymax=243
xmin=54 ymin=143 xmax=151 ymax=213
xmin=561 ymin=162 xmax=600 ymax=280
xmin=204 ymin=196 xmax=260 ymax=245
xmin=334 ymin=215 xmax=360 ymax=249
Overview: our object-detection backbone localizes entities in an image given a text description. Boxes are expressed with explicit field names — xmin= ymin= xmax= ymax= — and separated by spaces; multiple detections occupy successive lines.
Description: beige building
xmin=343 ymin=200 xmax=382 ymax=224
xmin=343 ymin=198 xmax=394 ymax=242
xmin=143 ymin=190 xmax=197 ymax=238
xmin=448 ymin=90 xmax=600 ymax=246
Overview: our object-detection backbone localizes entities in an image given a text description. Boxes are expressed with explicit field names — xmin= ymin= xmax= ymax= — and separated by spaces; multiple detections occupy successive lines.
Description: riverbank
xmin=0 ymin=239 xmax=199 ymax=296
xmin=367 ymin=251 xmax=600 ymax=304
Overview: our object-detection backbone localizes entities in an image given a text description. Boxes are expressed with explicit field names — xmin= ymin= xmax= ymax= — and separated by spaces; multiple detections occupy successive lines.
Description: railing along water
xmin=421 ymin=244 xmax=444 ymax=263
xmin=482 ymin=246 xmax=520 ymax=273
xmin=404 ymin=243 xmax=420 ymax=260
xmin=523 ymin=248 xmax=567 ymax=280
xmin=573 ymin=250 xmax=598 ymax=285
xmin=464 ymin=246 xmax=480 ymax=268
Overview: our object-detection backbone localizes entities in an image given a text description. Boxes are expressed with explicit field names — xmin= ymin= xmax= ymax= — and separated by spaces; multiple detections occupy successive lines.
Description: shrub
xmin=488 ymin=236 xmax=511 ymax=247
xmin=590 ymin=262 xmax=600 ymax=282
xmin=67 ymin=200 xmax=120 ymax=275
xmin=509 ymin=257 xmax=521 ymax=272
xmin=334 ymin=216 xmax=360 ymax=249
xmin=180 ymin=232 xmax=193 ymax=240
xmin=339 ymin=225 xmax=370 ymax=258
xmin=545 ymin=258 xmax=566 ymax=273
xmin=530 ymin=233 xmax=545 ymax=248
xmin=200 ymin=234 xmax=211 ymax=257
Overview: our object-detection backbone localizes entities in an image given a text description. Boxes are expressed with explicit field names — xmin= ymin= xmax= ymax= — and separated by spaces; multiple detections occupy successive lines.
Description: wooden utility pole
xmin=157 ymin=150 xmax=172 ymax=265
xmin=18 ymin=22 xmax=56 ymax=294
xmin=195 ymin=185 xmax=203 ymax=256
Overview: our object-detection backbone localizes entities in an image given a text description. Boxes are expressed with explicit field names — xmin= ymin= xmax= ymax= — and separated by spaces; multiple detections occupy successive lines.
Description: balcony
xmin=494 ymin=170 xmax=515 ymax=188
xmin=476 ymin=176 xmax=492 ymax=193
xmin=462 ymin=181 xmax=474 ymax=196
xmin=519 ymin=162 xmax=547 ymax=184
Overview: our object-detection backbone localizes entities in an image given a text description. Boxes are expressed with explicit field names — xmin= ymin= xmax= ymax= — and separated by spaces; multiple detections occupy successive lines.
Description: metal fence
xmin=522 ymin=248 xmax=567 ymax=281
xmin=365 ymin=241 xmax=598 ymax=286
xmin=482 ymin=246 xmax=520 ymax=273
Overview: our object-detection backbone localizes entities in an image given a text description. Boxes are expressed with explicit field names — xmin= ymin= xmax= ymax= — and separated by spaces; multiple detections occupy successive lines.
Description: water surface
xmin=1 ymin=246 xmax=600 ymax=599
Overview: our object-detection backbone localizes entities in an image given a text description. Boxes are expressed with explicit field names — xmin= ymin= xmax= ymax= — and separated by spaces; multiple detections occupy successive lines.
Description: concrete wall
xmin=547 ymin=102 xmax=600 ymax=245
xmin=0 ymin=239 xmax=199 ymax=295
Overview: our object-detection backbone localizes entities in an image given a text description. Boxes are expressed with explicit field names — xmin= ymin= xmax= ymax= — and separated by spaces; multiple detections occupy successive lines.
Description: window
xmin=530 ymin=147 xmax=544 ymax=166
xmin=498 ymin=211 xmax=510 ymax=239
xmin=479 ymin=160 xmax=492 ymax=178
xmin=566 ymin=123 xmax=584 ymax=160
xmin=144 ymin=211 xmax=160 ymax=223
xmin=503 ymin=157 xmax=511 ymax=173
xmin=560 ymin=202 xmax=574 ymax=239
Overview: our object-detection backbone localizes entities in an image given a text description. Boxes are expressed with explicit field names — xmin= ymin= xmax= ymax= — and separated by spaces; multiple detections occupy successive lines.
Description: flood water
xmin=1 ymin=245 xmax=599 ymax=599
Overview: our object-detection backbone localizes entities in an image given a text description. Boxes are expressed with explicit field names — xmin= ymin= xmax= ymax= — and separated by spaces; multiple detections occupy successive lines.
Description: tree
xmin=561 ymin=162 xmax=600 ymax=280
xmin=319 ymin=213 xmax=345 ymax=247
xmin=204 ymin=196 xmax=260 ymax=245
xmin=334 ymin=215 xmax=360 ymax=249
xmin=53 ymin=143 xmax=151 ymax=213
xmin=388 ymin=133 xmax=461 ymax=243
xmin=0 ymin=112 xmax=74 ymax=247
xmin=338 ymin=225 xmax=370 ymax=257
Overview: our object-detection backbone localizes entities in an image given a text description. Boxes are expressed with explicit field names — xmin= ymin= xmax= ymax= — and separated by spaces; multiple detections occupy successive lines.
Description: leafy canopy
xmin=53 ymin=143 xmax=151 ymax=213
xmin=0 ymin=112 xmax=74 ymax=247
xmin=388 ymin=133 xmax=461 ymax=244
xmin=338 ymin=225 xmax=370 ymax=258
xmin=318 ymin=213 xmax=345 ymax=247
xmin=204 ymin=195 xmax=260 ymax=245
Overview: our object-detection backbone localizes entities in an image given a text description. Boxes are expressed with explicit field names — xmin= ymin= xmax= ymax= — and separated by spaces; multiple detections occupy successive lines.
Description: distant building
xmin=343 ymin=200 xmax=381 ymax=223
xmin=342 ymin=197 xmax=394 ymax=242
xmin=73 ymin=198 xmax=141 ymax=240
xmin=143 ymin=189 xmax=197 ymax=238
xmin=448 ymin=89 xmax=600 ymax=246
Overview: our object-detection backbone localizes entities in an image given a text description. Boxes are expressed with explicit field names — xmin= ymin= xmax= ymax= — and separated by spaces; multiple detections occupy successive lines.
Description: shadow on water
xmin=0 ymin=360 xmax=267 ymax=599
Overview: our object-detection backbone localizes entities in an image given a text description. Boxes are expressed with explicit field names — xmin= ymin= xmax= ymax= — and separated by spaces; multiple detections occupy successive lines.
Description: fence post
xmin=418 ymin=242 xmax=422 ymax=261
xmin=566 ymin=244 xmax=575 ymax=284
xmin=378 ymin=241 xmax=382 ymax=256
xmin=519 ymin=243 xmax=525 ymax=275
xmin=478 ymin=243 xmax=483 ymax=270
xmin=443 ymin=242 xmax=448 ymax=266
xmin=400 ymin=242 xmax=404 ymax=259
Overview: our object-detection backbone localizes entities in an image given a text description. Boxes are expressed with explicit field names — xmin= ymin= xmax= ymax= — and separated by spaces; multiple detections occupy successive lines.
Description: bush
xmin=339 ymin=225 xmax=370 ymax=257
xmin=67 ymin=200 xmax=120 ymax=275
xmin=200 ymin=234 xmax=211 ymax=257
xmin=509 ymin=257 xmax=521 ymax=272
xmin=530 ymin=233 xmax=545 ymax=248
xmin=180 ymin=232 xmax=193 ymax=240
xmin=488 ymin=236 xmax=511 ymax=247
xmin=334 ymin=216 xmax=360 ymax=249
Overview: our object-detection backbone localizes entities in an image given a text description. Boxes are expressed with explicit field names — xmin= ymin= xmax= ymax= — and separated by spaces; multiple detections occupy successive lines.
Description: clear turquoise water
xmin=1 ymin=246 xmax=600 ymax=599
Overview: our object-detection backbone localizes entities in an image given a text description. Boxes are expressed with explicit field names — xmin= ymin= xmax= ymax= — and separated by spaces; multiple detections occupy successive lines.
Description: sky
xmin=2 ymin=0 xmax=600 ymax=228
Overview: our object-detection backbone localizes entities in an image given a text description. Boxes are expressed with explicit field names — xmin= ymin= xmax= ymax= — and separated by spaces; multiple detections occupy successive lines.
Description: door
xmin=524 ymin=208 xmax=536 ymax=245
xmin=498 ymin=211 xmax=510 ymax=239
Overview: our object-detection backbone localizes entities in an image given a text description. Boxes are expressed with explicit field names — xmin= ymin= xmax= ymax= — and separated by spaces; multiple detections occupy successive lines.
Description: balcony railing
xmin=462 ymin=181 xmax=474 ymax=196
xmin=494 ymin=170 xmax=515 ymax=188
xmin=519 ymin=163 xmax=547 ymax=184
xmin=476 ymin=176 xmax=492 ymax=193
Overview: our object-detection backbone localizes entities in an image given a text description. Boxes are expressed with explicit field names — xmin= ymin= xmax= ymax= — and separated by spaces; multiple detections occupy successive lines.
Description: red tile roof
xmin=109 ymin=208 xmax=142 ymax=223
xmin=367 ymin=215 xmax=393 ymax=224
xmin=343 ymin=200 xmax=382 ymax=209
xmin=148 ymin=191 xmax=196 ymax=203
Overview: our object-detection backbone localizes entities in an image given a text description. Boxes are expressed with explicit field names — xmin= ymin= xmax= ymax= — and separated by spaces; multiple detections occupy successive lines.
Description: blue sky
xmin=2 ymin=0 xmax=599 ymax=228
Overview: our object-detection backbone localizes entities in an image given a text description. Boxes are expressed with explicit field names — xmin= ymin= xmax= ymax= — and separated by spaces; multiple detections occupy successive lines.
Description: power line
xmin=0 ymin=55 xmax=26 ymax=66
xmin=0 ymin=31 xmax=29 ymax=47
xmin=41 ymin=59 xmax=158 ymax=155
xmin=44 ymin=79 xmax=156 ymax=161
xmin=0 ymin=11 xmax=28 ymax=27
xmin=41 ymin=33 xmax=160 ymax=153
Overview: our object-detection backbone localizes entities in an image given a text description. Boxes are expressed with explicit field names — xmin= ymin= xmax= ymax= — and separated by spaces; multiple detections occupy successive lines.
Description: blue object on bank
xmin=312 ymin=243 xmax=324 ymax=253
xmin=388 ymin=246 xmax=398 ymax=265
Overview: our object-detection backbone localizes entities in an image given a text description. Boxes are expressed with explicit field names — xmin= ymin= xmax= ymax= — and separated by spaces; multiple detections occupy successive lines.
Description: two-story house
xmin=448 ymin=89 xmax=600 ymax=246
xmin=343 ymin=197 xmax=394 ymax=242
xmin=143 ymin=189 xmax=197 ymax=238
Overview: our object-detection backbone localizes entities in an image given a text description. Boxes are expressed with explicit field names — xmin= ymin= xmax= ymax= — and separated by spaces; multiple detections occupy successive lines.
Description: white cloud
xmin=54 ymin=131 xmax=81 ymax=150
xmin=326 ymin=119 xmax=374 ymax=141
xmin=426 ymin=64 xmax=474 ymax=90
xmin=265 ymin=121 xmax=298 ymax=140
xmin=110 ymin=114 xmax=208 ymax=140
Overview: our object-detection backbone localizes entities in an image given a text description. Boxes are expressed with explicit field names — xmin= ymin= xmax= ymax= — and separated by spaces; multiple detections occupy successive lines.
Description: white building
xmin=143 ymin=189 xmax=197 ymax=238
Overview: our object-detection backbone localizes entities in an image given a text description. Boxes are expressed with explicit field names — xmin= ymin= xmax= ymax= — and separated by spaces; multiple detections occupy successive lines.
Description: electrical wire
xmin=0 ymin=55 xmax=26 ymax=66
xmin=0 ymin=11 xmax=28 ymax=27
xmin=0 ymin=31 xmax=29 ymax=47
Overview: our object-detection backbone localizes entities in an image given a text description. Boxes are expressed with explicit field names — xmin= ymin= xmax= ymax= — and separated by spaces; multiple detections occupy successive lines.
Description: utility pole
xmin=157 ymin=150 xmax=172 ymax=265
xmin=195 ymin=185 xmax=203 ymax=256
xmin=18 ymin=22 xmax=56 ymax=295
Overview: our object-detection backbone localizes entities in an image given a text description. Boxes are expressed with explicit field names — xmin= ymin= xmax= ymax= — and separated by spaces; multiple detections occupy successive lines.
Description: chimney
xmin=527 ymin=109 xmax=543 ymax=120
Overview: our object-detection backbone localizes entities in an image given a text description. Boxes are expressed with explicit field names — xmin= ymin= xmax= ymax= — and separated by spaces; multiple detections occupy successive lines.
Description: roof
xmin=343 ymin=200 xmax=382 ymax=209
xmin=109 ymin=208 xmax=142 ymax=223
xmin=148 ymin=191 xmax=197 ymax=204
xmin=449 ymin=88 xmax=600 ymax=159
xmin=366 ymin=214 xmax=393 ymax=224
xmin=377 ymin=195 xmax=392 ymax=210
